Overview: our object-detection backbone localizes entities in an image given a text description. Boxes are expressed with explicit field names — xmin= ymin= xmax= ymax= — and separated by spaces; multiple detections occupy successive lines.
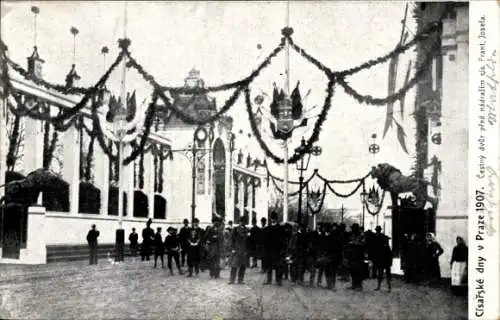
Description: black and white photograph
xmin=0 ymin=1 xmax=498 ymax=319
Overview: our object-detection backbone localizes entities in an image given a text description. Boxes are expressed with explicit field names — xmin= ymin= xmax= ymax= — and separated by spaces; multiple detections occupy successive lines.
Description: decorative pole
xmin=71 ymin=27 xmax=79 ymax=65
xmin=101 ymin=46 xmax=109 ymax=72
xmin=282 ymin=0 xmax=290 ymax=222
xmin=115 ymin=2 xmax=128 ymax=262
xmin=31 ymin=6 xmax=39 ymax=48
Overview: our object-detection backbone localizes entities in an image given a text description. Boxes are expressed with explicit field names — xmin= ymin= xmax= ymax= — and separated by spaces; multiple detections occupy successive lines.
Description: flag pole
xmin=282 ymin=0 xmax=290 ymax=222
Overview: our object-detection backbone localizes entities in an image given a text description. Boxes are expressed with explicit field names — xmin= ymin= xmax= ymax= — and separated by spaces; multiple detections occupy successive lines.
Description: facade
xmin=0 ymin=49 xmax=269 ymax=264
xmin=385 ymin=3 xmax=469 ymax=278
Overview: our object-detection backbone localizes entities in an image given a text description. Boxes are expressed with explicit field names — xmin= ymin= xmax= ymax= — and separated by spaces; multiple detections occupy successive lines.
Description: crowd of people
xmin=87 ymin=212 xmax=468 ymax=294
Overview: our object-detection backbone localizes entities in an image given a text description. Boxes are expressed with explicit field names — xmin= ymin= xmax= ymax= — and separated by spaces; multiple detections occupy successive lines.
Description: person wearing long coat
xmin=372 ymin=226 xmax=393 ymax=292
xmin=425 ymin=232 xmax=444 ymax=283
xmin=450 ymin=236 xmax=468 ymax=294
xmin=228 ymin=216 xmax=249 ymax=284
xmin=264 ymin=212 xmax=287 ymax=286
xmin=206 ymin=218 xmax=224 ymax=279
xmin=141 ymin=219 xmax=155 ymax=261
xmin=87 ymin=224 xmax=99 ymax=265
xmin=346 ymin=223 xmax=366 ymax=291
xmin=186 ymin=228 xmax=202 ymax=277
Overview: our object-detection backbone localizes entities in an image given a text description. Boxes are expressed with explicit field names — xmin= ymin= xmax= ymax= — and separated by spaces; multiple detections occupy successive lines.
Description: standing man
xmin=178 ymin=218 xmax=190 ymax=268
xmin=129 ymin=228 xmax=138 ymax=257
xmin=264 ymin=212 xmax=286 ymax=286
xmin=141 ymin=218 xmax=155 ymax=261
xmin=165 ymin=227 xmax=183 ymax=275
xmin=86 ymin=224 xmax=99 ymax=265
xmin=373 ymin=226 xmax=392 ymax=292
xmin=347 ymin=223 xmax=366 ymax=291
xmin=248 ymin=217 xmax=260 ymax=268
xmin=153 ymin=227 xmax=165 ymax=268
xmin=228 ymin=216 xmax=249 ymax=284
xmin=206 ymin=217 xmax=224 ymax=279
xmin=258 ymin=217 xmax=268 ymax=273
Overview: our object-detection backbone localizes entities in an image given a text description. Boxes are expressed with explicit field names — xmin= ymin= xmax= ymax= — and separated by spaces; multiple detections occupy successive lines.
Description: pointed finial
xmin=31 ymin=6 xmax=40 ymax=47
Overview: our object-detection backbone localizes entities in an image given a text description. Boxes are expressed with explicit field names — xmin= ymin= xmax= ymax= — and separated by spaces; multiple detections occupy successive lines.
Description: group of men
xmin=126 ymin=212 xmax=393 ymax=292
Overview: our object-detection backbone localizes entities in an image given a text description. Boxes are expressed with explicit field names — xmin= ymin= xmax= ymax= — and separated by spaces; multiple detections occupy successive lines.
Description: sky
xmin=1 ymin=1 xmax=418 ymax=216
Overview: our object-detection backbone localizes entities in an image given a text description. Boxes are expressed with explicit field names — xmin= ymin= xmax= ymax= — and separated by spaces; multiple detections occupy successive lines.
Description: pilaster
xmin=145 ymin=151 xmax=154 ymax=219
xmin=125 ymin=144 xmax=134 ymax=218
xmin=94 ymin=143 xmax=109 ymax=215
xmin=62 ymin=125 xmax=80 ymax=214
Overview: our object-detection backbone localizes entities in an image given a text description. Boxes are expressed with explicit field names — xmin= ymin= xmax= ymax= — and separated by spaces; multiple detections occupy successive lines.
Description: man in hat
xmin=178 ymin=218 xmax=190 ymax=267
xmin=248 ymin=217 xmax=260 ymax=268
xmin=346 ymin=223 xmax=366 ymax=290
xmin=165 ymin=227 xmax=183 ymax=275
xmin=153 ymin=227 xmax=165 ymax=268
xmin=206 ymin=217 xmax=224 ymax=278
xmin=129 ymin=228 xmax=138 ymax=257
xmin=258 ymin=217 xmax=268 ymax=273
xmin=87 ymin=224 xmax=99 ymax=265
xmin=372 ymin=225 xmax=392 ymax=291
xmin=264 ymin=212 xmax=286 ymax=286
xmin=228 ymin=216 xmax=249 ymax=284
xmin=141 ymin=219 xmax=155 ymax=261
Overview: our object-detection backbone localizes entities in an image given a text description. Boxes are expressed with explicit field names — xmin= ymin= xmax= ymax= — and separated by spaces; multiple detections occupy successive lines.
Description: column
xmin=62 ymin=126 xmax=80 ymax=214
xmin=94 ymin=143 xmax=109 ymax=215
xmin=125 ymin=144 xmax=135 ymax=218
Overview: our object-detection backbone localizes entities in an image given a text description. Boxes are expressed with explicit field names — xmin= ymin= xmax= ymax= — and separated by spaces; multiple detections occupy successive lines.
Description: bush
xmin=42 ymin=176 xmax=69 ymax=212
xmin=78 ymin=182 xmax=101 ymax=214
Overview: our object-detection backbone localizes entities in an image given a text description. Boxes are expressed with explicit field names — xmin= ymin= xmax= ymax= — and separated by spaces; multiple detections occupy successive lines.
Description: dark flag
xmin=106 ymin=95 xmax=120 ymax=122
xmin=127 ymin=90 xmax=137 ymax=122
xmin=291 ymin=81 xmax=303 ymax=120
xmin=270 ymin=83 xmax=280 ymax=118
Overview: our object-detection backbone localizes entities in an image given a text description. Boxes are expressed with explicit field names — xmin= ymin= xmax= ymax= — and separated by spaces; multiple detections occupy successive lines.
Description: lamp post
xmin=360 ymin=189 xmax=367 ymax=229
xmin=170 ymin=126 xmax=211 ymax=224
xmin=294 ymin=137 xmax=321 ymax=225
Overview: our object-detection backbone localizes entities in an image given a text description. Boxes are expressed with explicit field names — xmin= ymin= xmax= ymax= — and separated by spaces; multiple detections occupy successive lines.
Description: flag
xmin=395 ymin=120 xmax=408 ymax=154
xmin=106 ymin=95 xmax=119 ymax=122
xmin=384 ymin=54 xmax=398 ymax=138
xmin=399 ymin=60 xmax=412 ymax=118
xmin=270 ymin=83 xmax=280 ymax=118
xmin=291 ymin=81 xmax=303 ymax=120
xmin=126 ymin=90 xmax=136 ymax=121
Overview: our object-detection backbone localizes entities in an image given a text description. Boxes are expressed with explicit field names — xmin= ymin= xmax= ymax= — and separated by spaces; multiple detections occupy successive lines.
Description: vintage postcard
xmin=0 ymin=1 xmax=498 ymax=319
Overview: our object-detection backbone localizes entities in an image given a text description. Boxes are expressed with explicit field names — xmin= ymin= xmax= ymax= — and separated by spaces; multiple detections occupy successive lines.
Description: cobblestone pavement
xmin=0 ymin=258 xmax=467 ymax=320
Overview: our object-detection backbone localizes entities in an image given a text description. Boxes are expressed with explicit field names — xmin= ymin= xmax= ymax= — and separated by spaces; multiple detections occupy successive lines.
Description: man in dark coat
xmin=129 ymin=228 xmax=138 ymax=257
xmin=264 ymin=212 xmax=286 ymax=286
xmin=205 ymin=218 xmax=224 ymax=278
xmin=178 ymin=218 xmax=190 ymax=267
xmin=186 ymin=227 xmax=201 ymax=277
xmin=228 ymin=216 xmax=249 ymax=284
xmin=87 ymin=224 xmax=99 ymax=265
xmin=294 ymin=224 xmax=308 ymax=284
xmin=153 ymin=227 xmax=165 ymax=268
xmin=141 ymin=219 xmax=155 ymax=261
xmin=372 ymin=226 xmax=392 ymax=292
xmin=323 ymin=224 xmax=343 ymax=290
xmin=165 ymin=227 xmax=183 ymax=275
xmin=347 ymin=223 xmax=366 ymax=290
xmin=258 ymin=217 xmax=268 ymax=273
xmin=248 ymin=217 xmax=260 ymax=268
xmin=305 ymin=227 xmax=320 ymax=286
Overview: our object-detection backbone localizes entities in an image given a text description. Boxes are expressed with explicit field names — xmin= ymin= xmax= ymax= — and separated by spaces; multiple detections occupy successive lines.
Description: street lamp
xmin=360 ymin=189 xmax=368 ymax=229
xmin=170 ymin=126 xmax=211 ymax=224
xmin=294 ymin=137 xmax=321 ymax=225
xmin=113 ymin=102 xmax=128 ymax=262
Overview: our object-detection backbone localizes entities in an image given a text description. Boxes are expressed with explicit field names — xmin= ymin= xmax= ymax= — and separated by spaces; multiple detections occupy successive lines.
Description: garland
xmin=364 ymin=191 xmax=386 ymax=216
xmin=84 ymin=129 xmax=96 ymax=182
xmin=245 ymin=79 xmax=335 ymax=164
xmin=158 ymin=156 xmax=164 ymax=193
xmin=6 ymin=58 xmax=89 ymax=95
xmin=325 ymin=179 xmax=364 ymax=198
xmin=6 ymin=112 xmax=21 ymax=169
xmin=153 ymin=153 xmax=158 ymax=192
xmin=335 ymin=36 xmax=441 ymax=106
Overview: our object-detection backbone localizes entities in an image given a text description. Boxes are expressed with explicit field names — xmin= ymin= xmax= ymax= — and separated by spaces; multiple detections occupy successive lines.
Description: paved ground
xmin=0 ymin=258 xmax=467 ymax=320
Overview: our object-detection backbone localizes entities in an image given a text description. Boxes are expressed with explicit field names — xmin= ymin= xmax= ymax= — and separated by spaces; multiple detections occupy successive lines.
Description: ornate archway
xmin=213 ymin=138 xmax=226 ymax=221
